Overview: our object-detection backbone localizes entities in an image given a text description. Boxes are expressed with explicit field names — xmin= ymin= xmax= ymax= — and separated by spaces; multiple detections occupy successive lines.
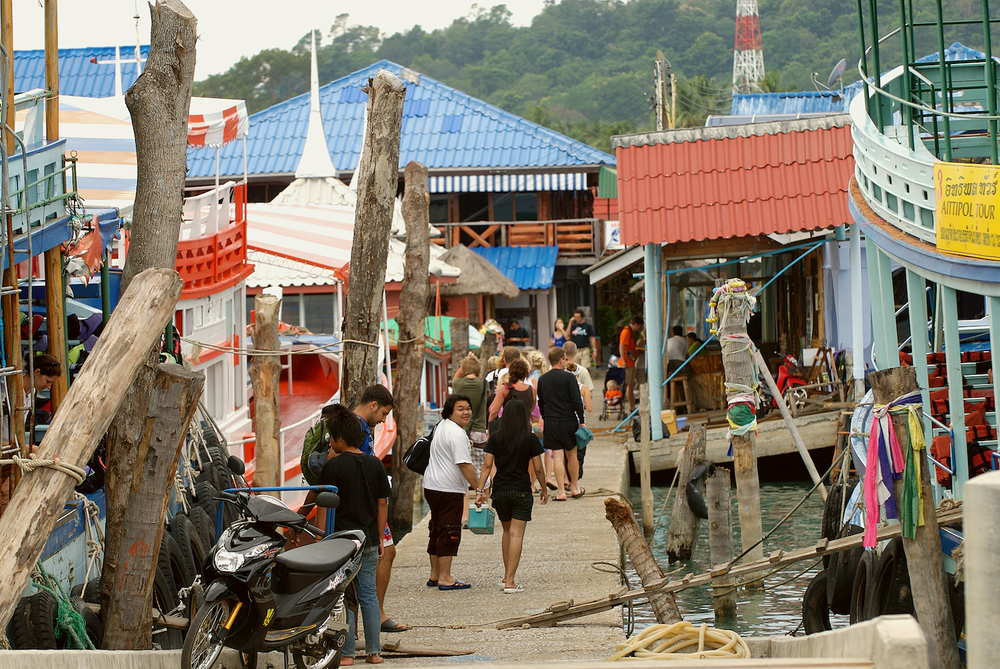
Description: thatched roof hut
xmin=438 ymin=244 xmax=519 ymax=300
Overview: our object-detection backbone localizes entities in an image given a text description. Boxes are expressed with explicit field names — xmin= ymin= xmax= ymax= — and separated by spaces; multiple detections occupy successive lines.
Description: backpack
xmin=403 ymin=424 xmax=437 ymax=475
xmin=300 ymin=418 xmax=330 ymax=485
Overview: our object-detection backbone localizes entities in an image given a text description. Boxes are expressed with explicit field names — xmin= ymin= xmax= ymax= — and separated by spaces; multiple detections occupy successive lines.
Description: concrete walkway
xmin=378 ymin=424 xmax=631 ymax=664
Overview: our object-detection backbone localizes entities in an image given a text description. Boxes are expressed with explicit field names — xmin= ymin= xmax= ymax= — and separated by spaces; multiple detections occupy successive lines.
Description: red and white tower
xmin=733 ymin=0 xmax=765 ymax=93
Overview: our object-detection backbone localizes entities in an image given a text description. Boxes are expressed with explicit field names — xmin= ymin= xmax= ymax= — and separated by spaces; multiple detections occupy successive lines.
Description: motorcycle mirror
xmin=228 ymin=455 xmax=246 ymax=476
xmin=316 ymin=492 xmax=340 ymax=509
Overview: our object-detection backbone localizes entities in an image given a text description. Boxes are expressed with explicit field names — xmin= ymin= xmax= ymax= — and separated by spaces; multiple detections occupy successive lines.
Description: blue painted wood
xmin=644 ymin=244 xmax=664 ymax=441
xmin=942 ymin=286 xmax=968 ymax=499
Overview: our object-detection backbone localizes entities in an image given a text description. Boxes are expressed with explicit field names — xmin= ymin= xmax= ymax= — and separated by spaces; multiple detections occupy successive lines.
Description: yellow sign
xmin=935 ymin=162 xmax=1000 ymax=260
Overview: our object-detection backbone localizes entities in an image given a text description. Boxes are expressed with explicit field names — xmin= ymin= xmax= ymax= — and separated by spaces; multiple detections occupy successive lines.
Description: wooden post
xmin=638 ymin=384 xmax=654 ymax=540
xmin=716 ymin=279 xmax=765 ymax=590
xmin=0 ymin=268 xmax=182 ymax=631
xmin=667 ymin=423 xmax=707 ymax=562
xmin=341 ymin=70 xmax=405 ymax=409
xmin=389 ymin=161 xmax=429 ymax=535
xmin=250 ymin=294 xmax=281 ymax=488
xmin=706 ymin=467 xmax=737 ymax=620
xmin=450 ymin=317 xmax=469 ymax=378
xmin=605 ymin=497 xmax=682 ymax=624
xmin=752 ymin=349 xmax=826 ymax=499
xmin=868 ymin=367 xmax=960 ymax=669
xmin=103 ymin=363 xmax=204 ymax=648
xmin=479 ymin=331 xmax=497 ymax=378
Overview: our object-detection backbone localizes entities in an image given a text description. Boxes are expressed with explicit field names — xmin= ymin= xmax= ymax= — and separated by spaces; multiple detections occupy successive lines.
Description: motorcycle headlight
xmin=214 ymin=548 xmax=244 ymax=572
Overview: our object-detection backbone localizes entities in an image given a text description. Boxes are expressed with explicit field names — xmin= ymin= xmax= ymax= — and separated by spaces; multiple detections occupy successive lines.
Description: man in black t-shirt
xmin=319 ymin=405 xmax=390 ymax=663
xmin=536 ymin=346 xmax=587 ymax=501
xmin=568 ymin=309 xmax=597 ymax=368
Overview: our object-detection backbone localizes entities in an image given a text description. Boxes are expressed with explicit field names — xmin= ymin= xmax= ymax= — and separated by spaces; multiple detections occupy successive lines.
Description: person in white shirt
xmin=666 ymin=325 xmax=688 ymax=374
xmin=561 ymin=341 xmax=594 ymax=392
xmin=423 ymin=394 xmax=480 ymax=590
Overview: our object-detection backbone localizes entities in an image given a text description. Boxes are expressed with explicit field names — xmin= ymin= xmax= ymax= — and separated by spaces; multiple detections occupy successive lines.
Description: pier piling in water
xmin=666 ymin=423 xmax=706 ymax=562
xmin=706 ymin=466 xmax=737 ymax=620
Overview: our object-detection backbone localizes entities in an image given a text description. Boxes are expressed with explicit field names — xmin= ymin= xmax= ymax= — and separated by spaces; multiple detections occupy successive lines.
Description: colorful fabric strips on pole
xmin=863 ymin=390 xmax=925 ymax=547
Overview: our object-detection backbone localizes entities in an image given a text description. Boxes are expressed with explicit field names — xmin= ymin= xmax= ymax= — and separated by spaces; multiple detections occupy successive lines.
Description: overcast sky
xmin=12 ymin=0 xmax=549 ymax=79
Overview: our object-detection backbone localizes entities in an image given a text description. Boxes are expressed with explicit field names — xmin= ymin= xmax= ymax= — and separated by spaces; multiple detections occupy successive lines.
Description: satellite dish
xmin=827 ymin=58 xmax=848 ymax=89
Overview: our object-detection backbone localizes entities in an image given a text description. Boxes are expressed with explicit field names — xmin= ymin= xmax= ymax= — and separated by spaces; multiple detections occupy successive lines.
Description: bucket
xmin=468 ymin=506 xmax=496 ymax=534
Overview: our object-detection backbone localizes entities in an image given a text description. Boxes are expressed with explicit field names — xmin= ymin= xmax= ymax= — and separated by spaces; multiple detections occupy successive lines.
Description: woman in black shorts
xmin=474 ymin=399 xmax=547 ymax=594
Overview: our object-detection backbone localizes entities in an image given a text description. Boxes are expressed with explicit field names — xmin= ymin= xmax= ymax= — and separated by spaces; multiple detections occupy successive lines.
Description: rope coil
xmin=607 ymin=621 xmax=750 ymax=660
xmin=0 ymin=454 xmax=86 ymax=484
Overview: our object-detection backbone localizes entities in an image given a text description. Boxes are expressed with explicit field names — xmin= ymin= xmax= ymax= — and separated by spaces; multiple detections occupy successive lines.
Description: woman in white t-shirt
xmin=423 ymin=394 xmax=480 ymax=590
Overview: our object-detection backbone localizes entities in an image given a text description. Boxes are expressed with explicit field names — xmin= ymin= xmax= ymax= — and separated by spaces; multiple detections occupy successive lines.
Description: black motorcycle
xmin=181 ymin=458 xmax=365 ymax=669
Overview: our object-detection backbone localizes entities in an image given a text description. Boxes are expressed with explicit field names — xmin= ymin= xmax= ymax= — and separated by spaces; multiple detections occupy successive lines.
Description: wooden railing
xmin=436 ymin=218 xmax=602 ymax=257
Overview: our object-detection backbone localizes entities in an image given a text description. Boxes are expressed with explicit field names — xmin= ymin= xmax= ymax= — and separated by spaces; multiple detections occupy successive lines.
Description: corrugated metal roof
xmin=471 ymin=246 xmax=558 ymax=291
xmin=246 ymin=249 xmax=340 ymax=289
xmin=613 ymin=117 xmax=854 ymax=246
xmin=14 ymin=45 xmax=150 ymax=98
xmin=187 ymin=60 xmax=614 ymax=182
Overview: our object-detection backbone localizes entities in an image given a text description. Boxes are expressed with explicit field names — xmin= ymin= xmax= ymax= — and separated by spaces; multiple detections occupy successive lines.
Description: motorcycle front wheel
xmin=181 ymin=599 xmax=234 ymax=669
xmin=291 ymin=598 xmax=347 ymax=669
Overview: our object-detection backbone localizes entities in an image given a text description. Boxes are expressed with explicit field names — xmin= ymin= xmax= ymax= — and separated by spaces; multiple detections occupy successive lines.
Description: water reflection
xmin=627 ymin=481 xmax=849 ymax=636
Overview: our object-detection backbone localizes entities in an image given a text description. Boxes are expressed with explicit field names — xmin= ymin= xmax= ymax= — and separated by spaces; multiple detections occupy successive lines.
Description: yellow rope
xmin=607 ymin=621 xmax=751 ymax=661
xmin=0 ymin=454 xmax=86 ymax=484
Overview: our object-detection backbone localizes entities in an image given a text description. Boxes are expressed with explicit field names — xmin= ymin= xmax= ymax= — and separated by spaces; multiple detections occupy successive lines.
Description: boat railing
xmin=176 ymin=181 xmax=252 ymax=299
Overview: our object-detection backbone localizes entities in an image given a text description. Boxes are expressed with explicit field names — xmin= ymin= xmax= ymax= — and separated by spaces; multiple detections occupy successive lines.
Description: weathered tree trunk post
xmin=0 ymin=269 xmax=182 ymax=631
xmin=450 ymin=317 xmax=470 ymax=378
xmin=341 ymin=70 xmax=406 ymax=409
xmin=101 ymin=1 xmax=197 ymax=635
xmin=479 ymin=331 xmax=497 ymax=377
xmin=715 ymin=278 xmax=765 ymax=590
xmin=103 ymin=363 xmax=204 ymax=648
xmin=250 ymin=294 xmax=282 ymax=488
xmin=667 ymin=423 xmax=707 ymax=562
xmin=389 ymin=161 xmax=429 ymax=534
xmin=638 ymin=384 xmax=654 ymax=539
xmin=605 ymin=497 xmax=681 ymax=624
xmin=706 ymin=467 xmax=737 ymax=620
xmin=753 ymin=349 xmax=826 ymax=499
xmin=868 ymin=367 xmax=960 ymax=669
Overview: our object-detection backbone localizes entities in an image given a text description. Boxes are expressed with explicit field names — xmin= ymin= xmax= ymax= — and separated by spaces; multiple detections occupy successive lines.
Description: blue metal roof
xmin=472 ymin=246 xmax=558 ymax=291
xmin=14 ymin=45 xmax=150 ymax=98
xmin=187 ymin=60 xmax=614 ymax=180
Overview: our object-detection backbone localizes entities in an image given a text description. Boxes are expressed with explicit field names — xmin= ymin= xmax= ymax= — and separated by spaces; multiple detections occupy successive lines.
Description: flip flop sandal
xmin=503 ymin=586 xmax=524 ymax=594
xmin=380 ymin=619 xmax=408 ymax=632
xmin=571 ymin=488 xmax=586 ymax=498
xmin=546 ymin=482 xmax=558 ymax=491
xmin=438 ymin=581 xmax=471 ymax=590
xmin=426 ymin=579 xmax=438 ymax=587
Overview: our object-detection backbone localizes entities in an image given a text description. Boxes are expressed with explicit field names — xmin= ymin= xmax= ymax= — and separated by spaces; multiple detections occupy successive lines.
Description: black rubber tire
xmin=292 ymin=596 xmax=346 ymax=669
xmin=239 ymin=651 xmax=259 ymax=669
xmin=187 ymin=582 xmax=206 ymax=621
xmin=11 ymin=591 xmax=63 ymax=649
xmin=850 ymin=550 xmax=876 ymax=624
xmin=189 ymin=504 xmax=217 ymax=549
xmin=182 ymin=599 xmax=232 ymax=669
xmin=8 ymin=596 xmax=33 ymax=649
xmin=171 ymin=513 xmax=209 ymax=580
xmin=70 ymin=577 xmax=102 ymax=605
xmin=820 ymin=483 xmax=844 ymax=569
xmin=152 ymin=565 xmax=185 ymax=650
xmin=205 ymin=428 xmax=232 ymax=491
xmin=161 ymin=531 xmax=196 ymax=591
xmin=868 ymin=537 xmax=914 ymax=617
xmin=71 ymin=596 xmax=104 ymax=648
xmin=827 ymin=523 xmax=864 ymax=615
xmin=802 ymin=570 xmax=832 ymax=635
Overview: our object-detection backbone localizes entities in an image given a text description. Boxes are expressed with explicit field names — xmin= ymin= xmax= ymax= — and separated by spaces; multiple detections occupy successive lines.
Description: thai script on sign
xmin=935 ymin=162 xmax=1000 ymax=261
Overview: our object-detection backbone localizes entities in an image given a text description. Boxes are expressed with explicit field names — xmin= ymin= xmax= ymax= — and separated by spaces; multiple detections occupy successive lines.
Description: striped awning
xmin=429 ymin=172 xmax=587 ymax=193
xmin=188 ymin=99 xmax=249 ymax=148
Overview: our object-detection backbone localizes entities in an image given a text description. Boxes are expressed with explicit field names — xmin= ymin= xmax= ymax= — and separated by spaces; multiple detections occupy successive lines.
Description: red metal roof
xmin=615 ymin=119 xmax=854 ymax=245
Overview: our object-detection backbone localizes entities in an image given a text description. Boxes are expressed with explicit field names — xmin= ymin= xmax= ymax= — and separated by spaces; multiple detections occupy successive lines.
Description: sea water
xmin=627 ymin=481 xmax=848 ymax=636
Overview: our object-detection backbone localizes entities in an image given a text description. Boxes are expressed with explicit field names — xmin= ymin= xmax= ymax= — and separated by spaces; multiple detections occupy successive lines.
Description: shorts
xmin=383 ymin=523 xmax=394 ymax=548
xmin=470 ymin=444 xmax=486 ymax=475
xmin=625 ymin=367 xmax=637 ymax=385
xmin=491 ymin=489 xmax=534 ymax=522
xmin=424 ymin=489 xmax=465 ymax=557
xmin=575 ymin=347 xmax=592 ymax=369
xmin=543 ymin=419 xmax=578 ymax=451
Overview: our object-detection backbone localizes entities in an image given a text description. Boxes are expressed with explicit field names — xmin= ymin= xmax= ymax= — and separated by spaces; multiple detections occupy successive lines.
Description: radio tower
xmin=733 ymin=0 xmax=765 ymax=93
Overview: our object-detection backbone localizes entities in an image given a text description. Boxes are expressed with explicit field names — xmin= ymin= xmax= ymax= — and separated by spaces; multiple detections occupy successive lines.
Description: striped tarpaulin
xmin=428 ymin=172 xmax=587 ymax=193
xmin=188 ymin=100 xmax=249 ymax=148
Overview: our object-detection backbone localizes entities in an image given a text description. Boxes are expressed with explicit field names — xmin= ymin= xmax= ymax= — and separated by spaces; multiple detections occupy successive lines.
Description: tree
xmin=101 ymin=0 xmax=198 ymax=649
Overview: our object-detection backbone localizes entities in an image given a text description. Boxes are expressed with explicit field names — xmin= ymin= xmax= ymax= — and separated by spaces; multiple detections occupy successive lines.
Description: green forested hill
xmin=194 ymin=0 xmax=992 ymax=152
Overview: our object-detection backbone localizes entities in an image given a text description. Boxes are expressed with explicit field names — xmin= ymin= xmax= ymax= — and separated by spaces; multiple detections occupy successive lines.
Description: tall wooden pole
xmin=706 ymin=467 xmax=737 ymax=620
xmin=715 ymin=279 xmax=765 ymax=590
xmin=638 ymin=383 xmax=654 ymax=539
xmin=43 ymin=0 xmax=67 ymax=409
xmin=389 ymin=161 xmax=429 ymax=534
xmin=479 ymin=331 xmax=497 ymax=378
xmin=449 ymin=317 xmax=469 ymax=378
xmin=666 ymin=422 xmax=706 ymax=562
xmin=0 ymin=269 xmax=182 ymax=631
xmin=341 ymin=70 xmax=405 ymax=409
xmin=250 ymin=294 xmax=281 ymax=488
xmin=868 ymin=367 xmax=960 ymax=669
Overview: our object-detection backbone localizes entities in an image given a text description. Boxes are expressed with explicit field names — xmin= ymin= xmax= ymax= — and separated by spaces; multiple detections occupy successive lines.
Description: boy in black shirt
xmin=319 ymin=405 xmax=390 ymax=665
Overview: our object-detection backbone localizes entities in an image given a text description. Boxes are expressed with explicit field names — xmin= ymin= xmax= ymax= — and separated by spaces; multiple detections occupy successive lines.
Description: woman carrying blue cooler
xmin=475 ymin=399 xmax=547 ymax=594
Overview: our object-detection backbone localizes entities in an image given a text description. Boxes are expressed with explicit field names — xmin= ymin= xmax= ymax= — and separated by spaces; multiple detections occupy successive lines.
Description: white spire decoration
xmin=295 ymin=31 xmax=338 ymax=179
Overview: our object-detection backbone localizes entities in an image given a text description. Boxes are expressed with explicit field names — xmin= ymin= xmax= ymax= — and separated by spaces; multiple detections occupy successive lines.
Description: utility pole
xmin=654 ymin=52 xmax=677 ymax=131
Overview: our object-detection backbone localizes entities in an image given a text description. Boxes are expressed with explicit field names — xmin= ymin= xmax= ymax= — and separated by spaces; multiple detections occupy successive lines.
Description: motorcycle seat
xmin=276 ymin=538 xmax=357 ymax=574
